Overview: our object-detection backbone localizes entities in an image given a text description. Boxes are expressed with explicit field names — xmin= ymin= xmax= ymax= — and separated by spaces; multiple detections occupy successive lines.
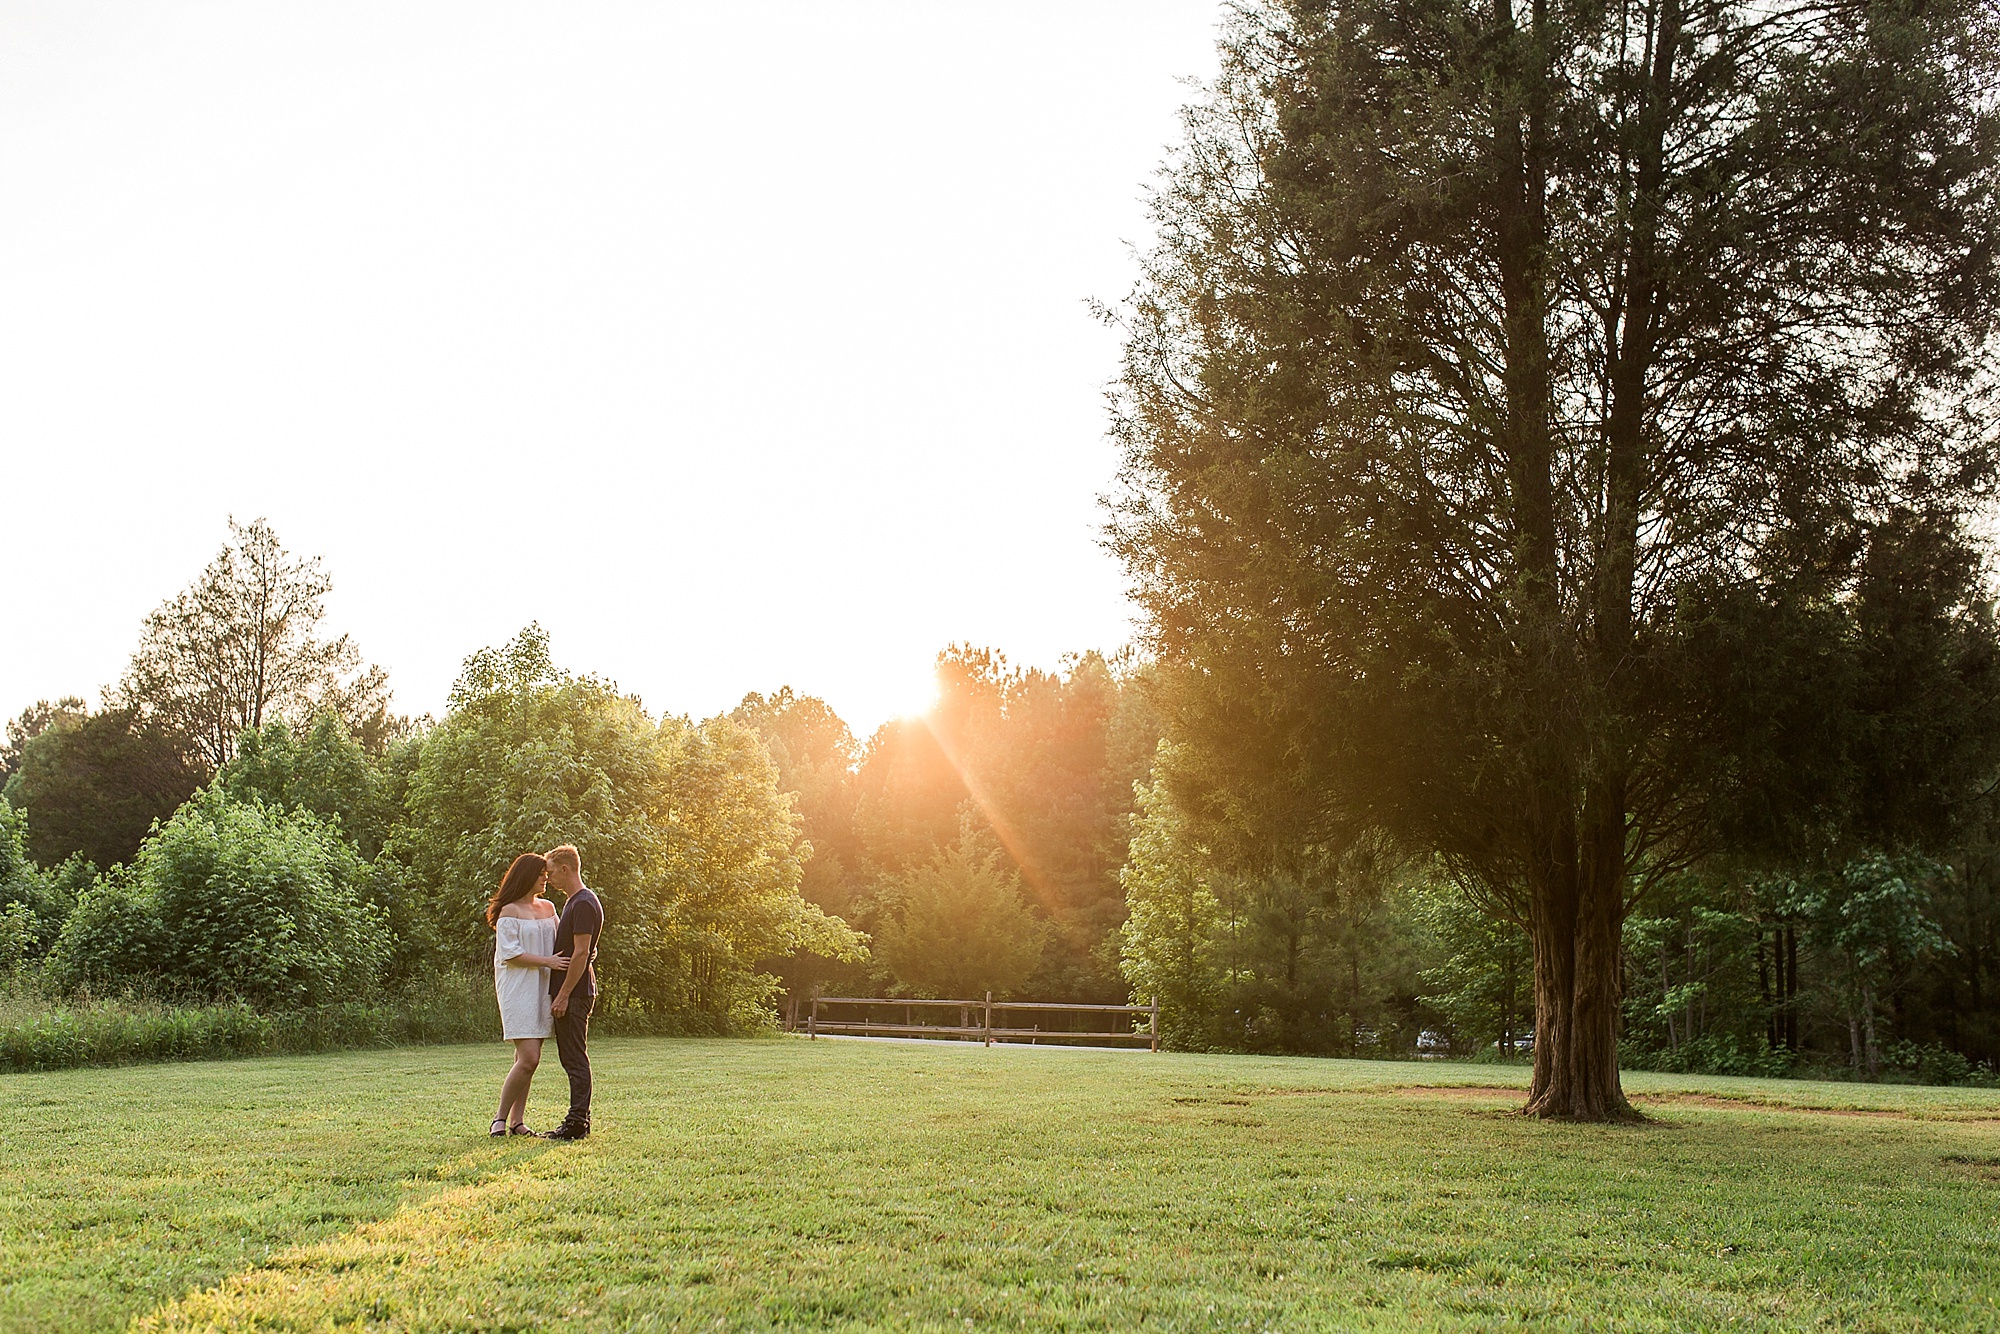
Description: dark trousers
xmin=553 ymin=992 xmax=594 ymax=1125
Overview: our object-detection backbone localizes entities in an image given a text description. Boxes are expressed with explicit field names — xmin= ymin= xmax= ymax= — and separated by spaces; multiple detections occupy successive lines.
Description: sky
xmin=0 ymin=2 xmax=1226 ymax=738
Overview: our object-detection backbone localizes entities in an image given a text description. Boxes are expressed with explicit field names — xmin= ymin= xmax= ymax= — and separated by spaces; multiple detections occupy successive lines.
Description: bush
xmin=0 ymin=901 xmax=36 ymax=972
xmin=44 ymin=866 xmax=164 ymax=994
xmin=1 ymin=797 xmax=94 ymax=959
xmin=46 ymin=787 xmax=387 ymax=1006
xmin=1621 ymin=1032 xmax=1794 ymax=1078
xmin=1881 ymin=1039 xmax=2000 ymax=1088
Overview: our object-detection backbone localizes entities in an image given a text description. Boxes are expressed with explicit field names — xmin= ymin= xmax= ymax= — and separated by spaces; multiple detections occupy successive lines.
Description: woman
xmin=488 ymin=851 xmax=567 ymax=1136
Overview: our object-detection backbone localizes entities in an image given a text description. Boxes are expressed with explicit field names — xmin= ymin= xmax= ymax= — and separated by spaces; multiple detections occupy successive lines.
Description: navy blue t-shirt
xmin=551 ymin=886 xmax=603 ymax=998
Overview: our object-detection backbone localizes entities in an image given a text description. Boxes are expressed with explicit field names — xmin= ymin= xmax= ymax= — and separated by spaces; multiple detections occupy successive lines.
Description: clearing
xmin=3 ymin=1038 xmax=1998 ymax=1331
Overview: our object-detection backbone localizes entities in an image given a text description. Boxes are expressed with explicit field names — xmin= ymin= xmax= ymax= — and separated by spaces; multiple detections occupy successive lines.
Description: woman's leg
xmin=496 ymin=1038 xmax=542 ymax=1125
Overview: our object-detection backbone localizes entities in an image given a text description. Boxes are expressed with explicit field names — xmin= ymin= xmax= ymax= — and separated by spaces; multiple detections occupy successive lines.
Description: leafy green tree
xmin=873 ymin=833 xmax=1044 ymax=1000
xmin=1111 ymin=0 xmax=2000 ymax=1116
xmin=731 ymin=688 xmax=870 ymax=1011
xmin=851 ymin=646 xmax=1160 ymax=1001
xmin=1120 ymin=777 xmax=1225 ymax=1048
xmin=45 ymin=786 xmax=387 ymax=1006
xmin=1414 ymin=880 xmax=1533 ymax=1059
xmin=732 ymin=688 xmax=864 ymax=916
xmin=393 ymin=627 xmax=862 ymax=1029
xmin=218 ymin=714 xmax=399 ymax=859
xmin=1 ymin=706 xmax=205 ymax=869
xmin=1618 ymin=874 xmax=1782 ymax=1075
xmin=115 ymin=518 xmax=393 ymax=767
xmin=1 ymin=697 xmax=86 ymax=786
xmin=1784 ymin=854 xmax=1954 ymax=1078
xmin=392 ymin=627 xmax=682 ymax=973
xmin=637 ymin=709 xmax=868 ymax=1024
xmin=1121 ymin=769 xmax=1429 ymax=1054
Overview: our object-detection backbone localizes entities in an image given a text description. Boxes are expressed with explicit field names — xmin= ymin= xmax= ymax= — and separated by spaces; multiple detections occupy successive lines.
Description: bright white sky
xmin=0 ymin=3 xmax=1224 ymax=738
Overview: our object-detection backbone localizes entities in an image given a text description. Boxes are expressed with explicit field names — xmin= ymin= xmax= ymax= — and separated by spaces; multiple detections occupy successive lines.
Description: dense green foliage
xmin=872 ymin=836 xmax=1045 ymax=999
xmin=393 ymin=626 xmax=861 ymax=1030
xmin=217 ymin=714 xmax=407 ymax=861
xmin=1121 ymin=776 xmax=1428 ymax=1055
xmin=45 ymin=788 xmax=387 ymax=1008
xmin=1107 ymin=0 xmax=2000 ymax=1116
xmin=0 ymin=798 xmax=91 ymax=964
xmin=1 ymin=705 xmax=204 ymax=870
xmin=6 ymin=1041 xmax=2000 ymax=1332
xmin=737 ymin=647 xmax=1159 ymax=1008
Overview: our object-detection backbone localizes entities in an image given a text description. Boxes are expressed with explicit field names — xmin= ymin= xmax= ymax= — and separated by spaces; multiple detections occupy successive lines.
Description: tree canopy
xmin=116 ymin=518 xmax=393 ymax=767
xmin=392 ymin=626 xmax=863 ymax=1029
xmin=1112 ymin=0 xmax=2000 ymax=1116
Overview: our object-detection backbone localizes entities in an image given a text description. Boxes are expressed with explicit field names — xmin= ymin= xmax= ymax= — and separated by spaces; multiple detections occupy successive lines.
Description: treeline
xmin=0 ymin=519 xmax=1161 ymax=1039
xmin=733 ymin=647 xmax=1158 ymax=1011
xmin=0 ymin=522 xmax=848 ymax=1031
xmin=7 ymin=510 xmax=2000 ymax=1086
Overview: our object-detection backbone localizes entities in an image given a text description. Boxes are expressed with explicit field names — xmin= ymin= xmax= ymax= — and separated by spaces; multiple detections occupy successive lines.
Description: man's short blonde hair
xmin=545 ymin=844 xmax=581 ymax=874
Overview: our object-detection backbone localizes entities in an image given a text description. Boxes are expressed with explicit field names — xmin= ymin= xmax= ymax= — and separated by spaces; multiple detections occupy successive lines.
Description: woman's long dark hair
xmin=487 ymin=852 xmax=549 ymax=929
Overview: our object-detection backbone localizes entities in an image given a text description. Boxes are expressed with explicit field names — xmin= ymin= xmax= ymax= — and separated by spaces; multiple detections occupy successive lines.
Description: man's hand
xmin=552 ymin=994 xmax=568 ymax=1018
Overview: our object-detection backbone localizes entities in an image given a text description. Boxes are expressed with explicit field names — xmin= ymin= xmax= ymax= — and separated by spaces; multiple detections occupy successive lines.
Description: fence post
xmin=984 ymin=991 xmax=993 ymax=1047
xmin=808 ymin=995 xmax=818 ymax=1040
xmin=1150 ymin=996 xmax=1159 ymax=1053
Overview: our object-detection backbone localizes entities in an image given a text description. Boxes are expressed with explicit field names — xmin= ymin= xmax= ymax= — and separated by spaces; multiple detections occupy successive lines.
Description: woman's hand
xmin=547 ymin=954 xmax=570 ymax=972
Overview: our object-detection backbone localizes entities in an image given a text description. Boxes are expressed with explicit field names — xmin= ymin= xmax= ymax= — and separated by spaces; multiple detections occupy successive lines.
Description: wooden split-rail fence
xmin=803 ymin=992 xmax=1160 ymax=1051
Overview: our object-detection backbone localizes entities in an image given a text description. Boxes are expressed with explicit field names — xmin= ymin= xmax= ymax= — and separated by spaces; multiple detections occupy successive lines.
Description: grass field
xmin=4 ymin=1038 xmax=1999 ymax=1332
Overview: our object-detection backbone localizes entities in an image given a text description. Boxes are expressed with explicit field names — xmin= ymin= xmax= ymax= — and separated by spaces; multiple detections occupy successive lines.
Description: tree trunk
xmin=1784 ymin=927 xmax=1800 ymax=1051
xmin=1757 ymin=929 xmax=1775 ymax=1049
xmin=1525 ymin=776 xmax=1636 ymax=1119
xmin=1862 ymin=984 xmax=1882 ymax=1080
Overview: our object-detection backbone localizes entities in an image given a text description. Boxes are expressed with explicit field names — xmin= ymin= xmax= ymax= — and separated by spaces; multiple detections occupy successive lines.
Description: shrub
xmin=44 ymin=866 xmax=164 ymax=995
xmin=0 ymin=797 xmax=94 ymax=959
xmin=1620 ymin=1032 xmax=1794 ymax=1078
xmin=0 ymin=901 xmax=35 ymax=972
xmin=47 ymin=787 xmax=387 ymax=1006
xmin=1881 ymin=1039 xmax=2000 ymax=1088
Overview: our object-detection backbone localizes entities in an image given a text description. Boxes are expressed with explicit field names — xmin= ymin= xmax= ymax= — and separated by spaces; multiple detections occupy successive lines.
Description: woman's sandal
xmin=509 ymin=1123 xmax=535 ymax=1136
xmin=490 ymin=1118 xmax=508 ymax=1137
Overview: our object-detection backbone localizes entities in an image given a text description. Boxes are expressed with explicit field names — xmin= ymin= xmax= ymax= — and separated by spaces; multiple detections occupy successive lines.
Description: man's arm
xmin=552 ymin=933 xmax=591 ymax=1017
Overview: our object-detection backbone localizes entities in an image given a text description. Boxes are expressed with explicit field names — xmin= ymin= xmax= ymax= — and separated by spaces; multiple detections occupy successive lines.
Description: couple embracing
xmin=486 ymin=844 xmax=603 ymax=1141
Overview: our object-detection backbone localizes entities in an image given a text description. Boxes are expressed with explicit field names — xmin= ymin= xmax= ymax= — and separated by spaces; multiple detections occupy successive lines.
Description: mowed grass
xmin=3 ymin=1039 xmax=1999 ymax=1332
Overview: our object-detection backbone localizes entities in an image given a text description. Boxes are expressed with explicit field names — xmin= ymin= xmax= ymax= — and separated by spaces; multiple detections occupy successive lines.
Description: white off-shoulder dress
xmin=493 ymin=914 xmax=557 ymax=1040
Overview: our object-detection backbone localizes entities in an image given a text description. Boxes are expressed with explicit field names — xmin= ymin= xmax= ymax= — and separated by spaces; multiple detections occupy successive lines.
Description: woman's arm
xmin=495 ymin=917 xmax=568 ymax=969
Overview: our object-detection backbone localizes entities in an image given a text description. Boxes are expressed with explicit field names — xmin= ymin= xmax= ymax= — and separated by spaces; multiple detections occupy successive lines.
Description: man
xmin=542 ymin=844 xmax=602 ymax=1141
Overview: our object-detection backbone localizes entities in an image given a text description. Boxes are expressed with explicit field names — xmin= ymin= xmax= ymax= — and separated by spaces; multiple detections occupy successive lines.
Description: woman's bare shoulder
xmin=497 ymin=902 xmax=536 ymax=921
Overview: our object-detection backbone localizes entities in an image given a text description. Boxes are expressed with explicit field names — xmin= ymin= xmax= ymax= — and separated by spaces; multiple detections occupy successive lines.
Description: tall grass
xmin=0 ymin=973 xmax=498 ymax=1072
xmin=0 ymin=974 xmax=774 ymax=1072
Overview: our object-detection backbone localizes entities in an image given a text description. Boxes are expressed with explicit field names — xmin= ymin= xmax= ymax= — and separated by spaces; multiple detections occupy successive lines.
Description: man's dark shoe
xmin=543 ymin=1120 xmax=590 ymax=1141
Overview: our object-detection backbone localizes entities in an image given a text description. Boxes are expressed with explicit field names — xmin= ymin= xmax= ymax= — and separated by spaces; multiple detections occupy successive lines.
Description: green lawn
xmin=4 ymin=1038 xmax=1998 ymax=1332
